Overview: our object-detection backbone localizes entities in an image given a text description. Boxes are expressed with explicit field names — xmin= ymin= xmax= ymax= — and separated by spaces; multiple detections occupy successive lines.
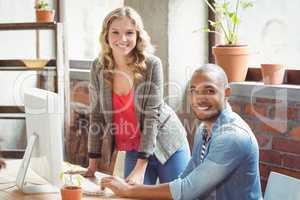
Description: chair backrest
xmin=264 ymin=171 xmax=300 ymax=200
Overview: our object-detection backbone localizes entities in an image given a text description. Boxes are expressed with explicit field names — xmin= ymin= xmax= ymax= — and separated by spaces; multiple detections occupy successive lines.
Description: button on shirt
xmin=169 ymin=105 xmax=262 ymax=200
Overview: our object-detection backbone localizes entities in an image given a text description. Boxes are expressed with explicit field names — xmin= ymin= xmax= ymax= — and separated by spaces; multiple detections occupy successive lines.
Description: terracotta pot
xmin=261 ymin=64 xmax=285 ymax=85
xmin=212 ymin=45 xmax=249 ymax=83
xmin=36 ymin=9 xmax=55 ymax=23
xmin=61 ymin=186 xmax=82 ymax=200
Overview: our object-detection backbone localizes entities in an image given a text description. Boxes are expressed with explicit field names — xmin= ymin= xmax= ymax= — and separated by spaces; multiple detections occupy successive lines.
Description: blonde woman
xmin=86 ymin=7 xmax=190 ymax=185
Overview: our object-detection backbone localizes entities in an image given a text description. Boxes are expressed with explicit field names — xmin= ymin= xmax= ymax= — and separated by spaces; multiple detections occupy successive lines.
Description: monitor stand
xmin=16 ymin=133 xmax=59 ymax=194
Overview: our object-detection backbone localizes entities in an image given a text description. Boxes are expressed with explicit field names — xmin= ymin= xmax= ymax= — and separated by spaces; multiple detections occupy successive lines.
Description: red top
xmin=112 ymin=89 xmax=141 ymax=151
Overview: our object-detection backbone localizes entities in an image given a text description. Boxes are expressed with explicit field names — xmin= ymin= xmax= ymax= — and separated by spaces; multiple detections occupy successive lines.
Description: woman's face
xmin=108 ymin=16 xmax=137 ymax=57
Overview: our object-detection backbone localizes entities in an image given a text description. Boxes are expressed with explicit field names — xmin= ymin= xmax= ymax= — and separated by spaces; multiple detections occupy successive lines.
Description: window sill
xmin=230 ymin=81 xmax=300 ymax=101
xmin=70 ymin=68 xmax=90 ymax=81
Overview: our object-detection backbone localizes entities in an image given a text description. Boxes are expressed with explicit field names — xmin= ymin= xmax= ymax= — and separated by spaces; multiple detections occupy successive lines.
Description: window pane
xmin=239 ymin=0 xmax=300 ymax=69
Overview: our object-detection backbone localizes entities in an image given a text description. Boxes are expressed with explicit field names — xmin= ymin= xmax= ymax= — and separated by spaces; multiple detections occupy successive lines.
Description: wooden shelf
xmin=0 ymin=106 xmax=25 ymax=119
xmin=0 ymin=66 xmax=56 ymax=71
xmin=0 ymin=106 xmax=24 ymax=113
xmin=0 ymin=59 xmax=56 ymax=66
xmin=0 ymin=149 xmax=25 ymax=158
xmin=0 ymin=22 xmax=57 ymax=31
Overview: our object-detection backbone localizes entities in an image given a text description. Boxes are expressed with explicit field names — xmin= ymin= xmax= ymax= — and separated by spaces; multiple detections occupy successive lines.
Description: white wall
xmin=65 ymin=0 xmax=124 ymax=60
xmin=168 ymin=0 xmax=207 ymax=110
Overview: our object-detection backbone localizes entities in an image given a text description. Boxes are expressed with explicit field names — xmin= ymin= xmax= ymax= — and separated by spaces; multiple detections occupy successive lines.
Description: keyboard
xmin=75 ymin=174 xmax=105 ymax=196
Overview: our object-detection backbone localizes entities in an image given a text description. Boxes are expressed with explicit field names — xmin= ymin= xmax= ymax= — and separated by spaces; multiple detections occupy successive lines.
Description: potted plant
xmin=261 ymin=64 xmax=285 ymax=85
xmin=35 ymin=0 xmax=55 ymax=23
xmin=60 ymin=162 xmax=82 ymax=200
xmin=204 ymin=0 xmax=253 ymax=82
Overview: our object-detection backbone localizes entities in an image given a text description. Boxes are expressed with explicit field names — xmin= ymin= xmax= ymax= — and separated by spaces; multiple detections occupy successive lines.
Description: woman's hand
xmin=84 ymin=158 xmax=97 ymax=177
xmin=125 ymin=158 xmax=148 ymax=184
xmin=0 ymin=159 xmax=5 ymax=170
xmin=101 ymin=176 xmax=132 ymax=197
xmin=125 ymin=168 xmax=145 ymax=184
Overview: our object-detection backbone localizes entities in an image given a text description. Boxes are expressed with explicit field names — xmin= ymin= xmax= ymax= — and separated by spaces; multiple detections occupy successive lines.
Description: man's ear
xmin=225 ymin=87 xmax=231 ymax=97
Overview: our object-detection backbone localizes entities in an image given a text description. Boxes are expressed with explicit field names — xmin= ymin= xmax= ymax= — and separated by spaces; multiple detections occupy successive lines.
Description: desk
xmin=0 ymin=160 xmax=138 ymax=200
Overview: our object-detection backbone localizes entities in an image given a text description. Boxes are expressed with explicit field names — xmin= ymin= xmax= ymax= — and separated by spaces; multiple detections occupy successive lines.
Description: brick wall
xmin=67 ymin=80 xmax=90 ymax=167
xmin=229 ymin=95 xmax=300 ymax=192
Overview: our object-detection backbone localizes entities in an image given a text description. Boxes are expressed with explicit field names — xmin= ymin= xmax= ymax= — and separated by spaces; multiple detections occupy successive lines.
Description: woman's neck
xmin=113 ymin=53 xmax=128 ymax=70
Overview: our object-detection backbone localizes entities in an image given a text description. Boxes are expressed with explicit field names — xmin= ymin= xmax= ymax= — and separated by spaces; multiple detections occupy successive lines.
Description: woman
xmin=86 ymin=6 xmax=190 ymax=185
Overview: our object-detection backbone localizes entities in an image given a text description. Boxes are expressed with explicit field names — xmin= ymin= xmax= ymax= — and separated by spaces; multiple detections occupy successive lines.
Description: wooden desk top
xmin=0 ymin=160 xmax=138 ymax=200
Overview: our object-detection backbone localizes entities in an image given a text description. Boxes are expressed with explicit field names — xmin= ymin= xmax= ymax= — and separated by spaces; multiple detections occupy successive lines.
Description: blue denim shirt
xmin=169 ymin=105 xmax=262 ymax=200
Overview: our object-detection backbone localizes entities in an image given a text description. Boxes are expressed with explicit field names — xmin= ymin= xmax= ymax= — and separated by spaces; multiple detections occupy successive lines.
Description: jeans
xmin=124 ymin=144 xmax=190 ymax=185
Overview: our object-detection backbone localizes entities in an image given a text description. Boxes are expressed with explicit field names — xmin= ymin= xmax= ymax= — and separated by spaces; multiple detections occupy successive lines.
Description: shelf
xmin=0 ymin=66 xmax=57 ymax=71
xmin=0 ymin=106 xmax=24 ymax=113
xmin=0 ymin=22 xmax=57 ymax=31
xmin=0 ymin=59 xmax=57 ymax=71
xmin=0 ymin=59 xmax=56 ymax=66
xmin=0 ymin=114 xmax=25 ymax=119
xmin=0 ymin=106 xmax=25 ymax=119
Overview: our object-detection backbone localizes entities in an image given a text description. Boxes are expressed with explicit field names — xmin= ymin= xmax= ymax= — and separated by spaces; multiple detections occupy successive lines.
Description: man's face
xmin=188 ymin=71 xmax=230 ymax=122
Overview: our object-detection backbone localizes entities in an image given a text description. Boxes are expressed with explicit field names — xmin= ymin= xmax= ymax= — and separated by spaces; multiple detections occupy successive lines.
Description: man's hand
xmin=101 ymin=176 xmax=132 ymax=197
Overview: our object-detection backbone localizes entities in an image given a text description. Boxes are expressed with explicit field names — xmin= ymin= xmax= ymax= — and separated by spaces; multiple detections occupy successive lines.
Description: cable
xmin=0 ymin=184 xmax=17 ymax=191
xmin=0 ymin=181 xmax=15 ymax=185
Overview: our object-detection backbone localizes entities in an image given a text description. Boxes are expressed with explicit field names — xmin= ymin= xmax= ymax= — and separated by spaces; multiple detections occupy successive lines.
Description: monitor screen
xmin=22 ymin=88 xmax=64 ymax=189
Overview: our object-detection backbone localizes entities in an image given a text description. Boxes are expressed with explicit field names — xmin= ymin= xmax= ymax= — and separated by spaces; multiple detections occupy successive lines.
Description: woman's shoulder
xmin=145 ymin=54 xmax=162 ymax=66
xmin=91 ymin=58 xmax=104 ymax=73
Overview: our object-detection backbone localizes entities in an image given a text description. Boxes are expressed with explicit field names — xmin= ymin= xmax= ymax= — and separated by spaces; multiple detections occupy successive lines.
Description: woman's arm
xmin=125 ymin=158 xmax=148 ymax=184
xmin=138 ymin=56 xmax=164 ymax=158
xmin=86 ymin=60 xmax=103 ymax=175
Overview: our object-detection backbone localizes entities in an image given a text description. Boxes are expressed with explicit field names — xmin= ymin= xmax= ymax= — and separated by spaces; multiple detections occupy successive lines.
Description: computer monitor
xmin=16 ymin=88 xmax=64 ymax=194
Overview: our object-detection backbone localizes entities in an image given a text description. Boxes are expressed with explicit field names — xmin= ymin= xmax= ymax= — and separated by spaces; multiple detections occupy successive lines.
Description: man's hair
xmin=194 ymin=63 xmax=229 ymax=88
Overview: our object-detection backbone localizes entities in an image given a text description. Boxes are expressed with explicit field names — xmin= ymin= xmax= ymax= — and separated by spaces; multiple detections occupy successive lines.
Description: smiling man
xmin=101 ymin=64 xmax=263 ymax=200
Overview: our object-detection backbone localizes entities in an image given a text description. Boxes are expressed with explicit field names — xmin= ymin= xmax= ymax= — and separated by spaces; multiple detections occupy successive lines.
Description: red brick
xmin=244 ymin=119 xmax=256 ymax=130
xmin=282 ymin=154 xmax=300 ymax=170
xmin=259 ymin=163 xmax=270 ymax=178
xmin=230 ymin=102 xmax=241 ymax=114
xmin=244 ymin=103 xmax=268 ymax=117
xmin=255 ymin=134 xmax=271 ymax=148
xmin=256 ymin=98 xmax=282 ymax=104
xmin=259 ymin=121 xmax=287 ymax=134
xmin=269 ymin=166 xmax=300 ymax=180
xmin=260 ymin=150 xmax=282 ymax=165
xmin=289 ymin=126 xmax=300 ymax=140
xmin=273 ymin=107 xmax=298 ymax=120
xmin=260 ymin=178 xmax=268 ymax=193
xmin=272 ymin=137 xmax=300 ymax=155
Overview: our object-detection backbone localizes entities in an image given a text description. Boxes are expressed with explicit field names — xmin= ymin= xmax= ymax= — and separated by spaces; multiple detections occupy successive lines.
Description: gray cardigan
xmin=88 ymin=55 xmax=188 ymax=165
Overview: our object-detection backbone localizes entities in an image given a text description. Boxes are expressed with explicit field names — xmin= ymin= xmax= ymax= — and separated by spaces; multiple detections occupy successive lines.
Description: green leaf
xmin=229 ymin=13 xmax=240 ymax=25
xmin=203 ymin=27 xmax=211 ymax=32
xmin=75 ymin=175 xmax=82 ymax=186
xmin=240 ymin=1 xmax=254 ymax=9
xmin=59 ymin=172 xmax=64 ymax=181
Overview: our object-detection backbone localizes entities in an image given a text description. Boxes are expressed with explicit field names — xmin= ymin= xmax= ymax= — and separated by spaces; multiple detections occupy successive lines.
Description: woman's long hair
xmin=99 ymin=6 xmax=155 ymax=85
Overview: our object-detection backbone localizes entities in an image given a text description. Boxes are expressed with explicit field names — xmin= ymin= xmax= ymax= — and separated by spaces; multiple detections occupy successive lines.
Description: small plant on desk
xmin=59 ymin=162 xmax=82 ymax=200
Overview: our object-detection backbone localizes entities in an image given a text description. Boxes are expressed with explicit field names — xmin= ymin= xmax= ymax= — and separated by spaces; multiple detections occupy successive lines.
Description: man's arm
xmin=101 ymin=176 xmax=173 ymax=200
xmin=169 ymin=132 xmax=247 ymax=200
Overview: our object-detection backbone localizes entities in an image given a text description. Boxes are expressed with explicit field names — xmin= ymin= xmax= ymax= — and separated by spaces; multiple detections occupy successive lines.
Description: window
xmin=208 ymin=0 xmax=300 ymax=84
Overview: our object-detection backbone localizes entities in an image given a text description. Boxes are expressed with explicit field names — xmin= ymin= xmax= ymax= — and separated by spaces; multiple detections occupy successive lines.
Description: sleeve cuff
xmin=88 ymin=152 xmax=101 ymax=159
xmin=137 ymin=152 xmax=151 ymax=159
xmin=169 ymin=178 xmax=182 ymax=200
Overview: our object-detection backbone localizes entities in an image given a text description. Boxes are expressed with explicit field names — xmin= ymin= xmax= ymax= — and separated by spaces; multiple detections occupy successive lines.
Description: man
xmin=101 ymin=64 xmax=262 ymax=200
